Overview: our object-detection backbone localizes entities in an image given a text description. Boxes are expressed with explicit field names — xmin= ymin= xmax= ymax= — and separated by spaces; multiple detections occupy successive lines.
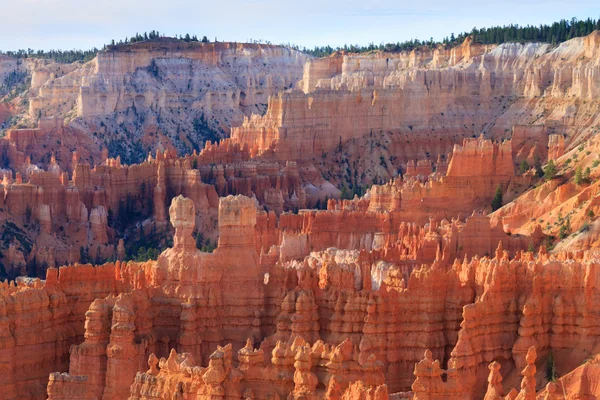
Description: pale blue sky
xmin=0 ymin=0 xmax=598 ymax=51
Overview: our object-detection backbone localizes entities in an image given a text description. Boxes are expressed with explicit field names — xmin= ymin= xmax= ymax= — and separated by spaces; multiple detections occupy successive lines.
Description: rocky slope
xmin=1 ymin=39 xmax=309 ymax=164
xmin=0 ymin=194 xmax=591 ymax=400
xmin=0 ymin=32 xmax=599 ymax=399
xmin=231 ymin=33 xmax=600 ymax=185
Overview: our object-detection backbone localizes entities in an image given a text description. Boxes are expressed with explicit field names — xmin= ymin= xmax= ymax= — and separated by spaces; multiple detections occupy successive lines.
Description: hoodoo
xmin=1 ymin=13 xmax=600 ymax=400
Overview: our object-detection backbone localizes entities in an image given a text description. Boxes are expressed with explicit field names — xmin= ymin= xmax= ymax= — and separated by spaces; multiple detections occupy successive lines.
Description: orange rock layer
xmin=0 ymin=193 xmax=593 ymax=399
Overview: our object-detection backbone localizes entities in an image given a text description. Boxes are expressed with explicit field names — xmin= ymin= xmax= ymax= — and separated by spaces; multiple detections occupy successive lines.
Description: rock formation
xmin=0 ymin=31 xmax=598 ymax=400
xmin=0 ymin=191 xmax=586 ymax=399
xmin=0 ymin=194 xmax=567 ymax=398
xmin=230 ymin=34 xmax=599 ymax=181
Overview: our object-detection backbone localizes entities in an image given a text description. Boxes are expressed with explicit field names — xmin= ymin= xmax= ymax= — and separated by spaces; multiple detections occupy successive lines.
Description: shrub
xmin=559 ymin=215 xmax=571 ymax=239
xmin=579 ymin=222 xmax=590 ymax=233
xmin=519 ymin=160 xmax=530 ymax=174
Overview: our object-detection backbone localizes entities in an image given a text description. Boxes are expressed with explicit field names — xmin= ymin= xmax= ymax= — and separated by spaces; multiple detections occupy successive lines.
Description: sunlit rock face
xmin=19 ymin=40 xmax=309 ymax=159
xmin=1 ymin=31 xmax=600 ymax=400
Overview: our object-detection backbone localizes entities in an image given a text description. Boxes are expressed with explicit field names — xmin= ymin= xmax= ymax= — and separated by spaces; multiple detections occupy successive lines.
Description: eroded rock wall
xmin=230 ymin=33 xmax=600 ymax=172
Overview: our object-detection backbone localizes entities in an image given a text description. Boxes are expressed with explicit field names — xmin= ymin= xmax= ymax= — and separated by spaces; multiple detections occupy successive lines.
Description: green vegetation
xmin=0 ymin=30 xmax=209 ymax=64
xmin=544 ymin=160 xmax=557 ymax=181
xmin=1 ymin=221 xmax=33 ymax=254
xmin=125 ymin=224 xmax=172 ymax=262
xmin=574 ymin=166 xmax=591 ymax=185
xmin=0 ymin=48 xmax=98 ymax=64
xmin=0 ymin=69 xmax=30 ymax=98
xmin=340 ymin=183 xmax=370 ymax=200
xmin=519 ymin=160 xmax=530 ymax=174
xmin=575 ymin=166 xmax=583 ymax=185
xmin=533 ymin=154 xmax=544 ymax=178
xmin=2 ymin=17 xmax=598 ymax=64
xmin=546 ymin=350 xmax=558 ymax=382
xmin=579 ymin=221 xmax=590 ymax=233
xmin=116 ymin=31 xmax=204 ymax=44
xmin=491 ymin=186 xmax=503 ymax=211
xmin=192 ymin=113 xmax=221 ymax=150
xmin=131 ymin=247 xmax=161 ymax=262
xmin=195 ymin=231 xmax=216 ymax=253
xmin=314 ymin=196 xmax=329 ymax=210
xmin=301 ymin=17 xmax=600 ymax=56
xmin=558 ymin=213 xmax=572 ymax=239
xmin=79 ymin=246 xmax=90 ymax=264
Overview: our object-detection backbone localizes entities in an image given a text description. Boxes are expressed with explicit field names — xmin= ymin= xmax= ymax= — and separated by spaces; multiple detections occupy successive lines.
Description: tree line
xmin=0 ymin=48 xmax=99 ymax=64
xmin=1 ymin=17 xmax=598 ymax=63
xmin=109 ymin=30 xmax=210 ymax=46
xmin=299 ymin=17 xmax=600 ymax=57
xmin=0 ymin=30 xmax=211 ymax=64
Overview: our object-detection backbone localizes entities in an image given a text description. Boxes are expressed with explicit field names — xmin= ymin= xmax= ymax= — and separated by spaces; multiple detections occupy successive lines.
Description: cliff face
xmin=0 ymin=126 xmax=311 ymax=279
xmin=230 ymin=33 xmax=600 ymax=181
xmin=0 ymin=263 xmax=137 ymax=399
xmin=0 ymin=193 xmax=586 ymax=399
xmin=19 ymin=41 xmax=309 ymax=161
xmin=343 ymin=136 xmax=521 ymax=224
xmin=491 ymin=123 xmax=600 ymax=250
xmin=2 ymin=33 xmax=599 ymax=174
xmin=0 ymin=129 xmax=538 ymax=280
xmin=30 ymin=195 xmax=598 ymax=399
xmin=1 ymin=32 xmax=600 ymax=400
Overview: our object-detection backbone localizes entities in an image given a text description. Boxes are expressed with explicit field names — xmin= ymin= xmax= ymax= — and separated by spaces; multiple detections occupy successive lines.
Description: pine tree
xmin=544 ymin=160 xmax=557 ymax=181
xmin=491 ymin=186 xmax=503 ymax=211
xmin=546 ymin=350 xmax=558 ymax=382
xmin=574 ymin=166 xmax=583 ymax=185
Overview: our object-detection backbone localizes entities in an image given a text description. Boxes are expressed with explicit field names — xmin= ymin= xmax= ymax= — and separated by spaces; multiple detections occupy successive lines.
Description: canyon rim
xmin=1 ymin=7 xmax=600 ymax=400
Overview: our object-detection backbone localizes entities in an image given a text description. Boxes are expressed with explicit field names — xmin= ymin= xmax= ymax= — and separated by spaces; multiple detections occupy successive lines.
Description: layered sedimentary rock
xmin=18 ymin=40 xmax=310 ymax=159
xmin=0 ymin=117 xmax=99 ymax=174
xmin=491 ymin=127 xmax=600 ymax=247
xmin=0 ymin=32 xmax=599 ymax=400
xmin=1 ymin=33 xmax=599 ymax=180
xmin=0 ymin=123 xmax=531 ymax=281
xmin=0 ymin=139 xmax=310 ymax=278
xmin=339 ymin=135 xmax=525 ymax=223
xmin=0 ymin=263 xmax=138 ymax=399
xmin=230 ymin=32 xmax=600 ymax=174
xmin=0 ymin=193 xmax=588 ymax=399
xmin=0 ymin=195 xmax=572 ymax=399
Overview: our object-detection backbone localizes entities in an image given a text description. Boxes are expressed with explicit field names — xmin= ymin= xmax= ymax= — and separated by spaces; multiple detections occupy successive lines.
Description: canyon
xmin=0 ymin=30 xmax=599 ymax=399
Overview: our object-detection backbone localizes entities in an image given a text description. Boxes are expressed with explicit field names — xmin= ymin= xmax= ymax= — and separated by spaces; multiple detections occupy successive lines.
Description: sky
xmin=0 ymin=0 xmax=599 ymax=51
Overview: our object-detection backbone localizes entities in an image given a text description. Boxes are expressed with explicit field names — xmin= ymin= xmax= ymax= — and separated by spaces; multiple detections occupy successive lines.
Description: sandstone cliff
xmin=0 ymin=194 xmax=586 ymax=399
xmin=9 ymin=41 xmax=309 ymax=162
xmin=230 ymin=33 xmax=599 ymax=185
xmin=0 ymin=32 xmax=599 ymax=400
